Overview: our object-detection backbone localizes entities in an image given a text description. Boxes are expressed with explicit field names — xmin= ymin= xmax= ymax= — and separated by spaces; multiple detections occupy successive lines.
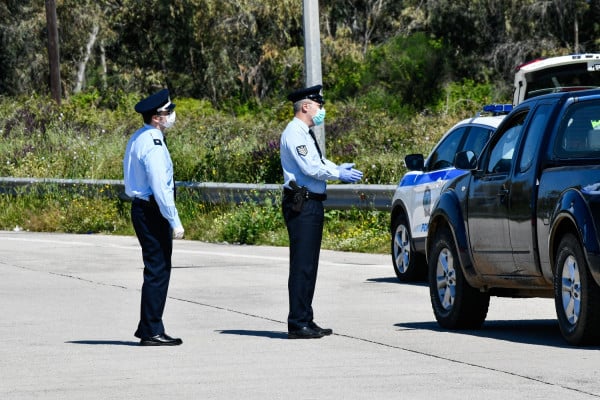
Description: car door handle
xmin=496 ymin=187 xmax=510 ymax=205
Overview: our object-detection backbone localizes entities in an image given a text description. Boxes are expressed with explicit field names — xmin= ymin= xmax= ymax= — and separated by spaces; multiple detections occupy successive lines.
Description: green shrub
xmin=215 ymin=199 xmax=283 ymax=245
xmin=0 ymin=187 xmax=131 ymax=235
xmin=323 ymin=209 xmax=388 ymax=253
xmin=360 ymin=33 xmax=448 ymax=115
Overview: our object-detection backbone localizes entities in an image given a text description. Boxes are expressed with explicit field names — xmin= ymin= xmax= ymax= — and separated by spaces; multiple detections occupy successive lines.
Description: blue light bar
xmin=483 ymin=104 xmax=513 ymax=113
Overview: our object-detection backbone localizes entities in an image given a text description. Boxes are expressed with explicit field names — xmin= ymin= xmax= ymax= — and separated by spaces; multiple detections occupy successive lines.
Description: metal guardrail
xmin=0 ymin=177 xmax=396 ymax=211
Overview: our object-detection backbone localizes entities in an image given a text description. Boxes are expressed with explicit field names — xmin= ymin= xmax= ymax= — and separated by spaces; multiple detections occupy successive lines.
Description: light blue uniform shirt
xmin=123 ymin=124 xmax=182 ymax=229
xmin=280 ymin=117 xmax=340 ymax=194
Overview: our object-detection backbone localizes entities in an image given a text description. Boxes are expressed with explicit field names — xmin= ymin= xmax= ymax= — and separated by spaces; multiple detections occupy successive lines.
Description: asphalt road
xmin=1 ymin=231 xmax=599 ymax=399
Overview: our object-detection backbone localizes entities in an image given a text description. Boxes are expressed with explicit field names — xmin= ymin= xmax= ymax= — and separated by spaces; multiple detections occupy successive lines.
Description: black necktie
xmin=163 ymin=136 xmax=177 ymax=200
xmin=309 ymin=129 xmax=325 ymax=164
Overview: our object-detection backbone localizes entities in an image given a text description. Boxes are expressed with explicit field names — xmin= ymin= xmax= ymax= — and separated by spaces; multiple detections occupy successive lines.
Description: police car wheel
xmin=391 ymin=214 xmax=426 ymax=282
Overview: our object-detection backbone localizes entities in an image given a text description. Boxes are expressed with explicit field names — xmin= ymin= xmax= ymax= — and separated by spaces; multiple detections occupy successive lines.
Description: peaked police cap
xmin=287 ymin=84 xmax=324 ymax=104
xmin=134 ymin=89 xmax=176 ymax=114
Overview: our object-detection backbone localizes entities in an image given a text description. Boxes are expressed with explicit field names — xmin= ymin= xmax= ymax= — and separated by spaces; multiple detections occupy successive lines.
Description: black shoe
xmin=288 ymin=326 xmax=324 ymax=339
xmin=140 ymin=333 xmax=183 ymax=346
xmin=309 ymin=322 xmax=333 ymax=336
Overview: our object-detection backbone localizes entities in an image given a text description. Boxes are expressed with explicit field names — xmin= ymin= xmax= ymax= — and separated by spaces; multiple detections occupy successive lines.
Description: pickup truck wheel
xmin=391 ymin=214 xmax=426 ymax=282
xmin=428 ymin=227 xmax=489 ymax=329
xmin=554 ymin=234 xmax=600 ymax=346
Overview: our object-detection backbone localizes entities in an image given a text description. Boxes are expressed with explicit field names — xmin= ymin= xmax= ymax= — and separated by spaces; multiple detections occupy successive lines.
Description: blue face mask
xmin=312 ymin=108 xmax=326 ymax=126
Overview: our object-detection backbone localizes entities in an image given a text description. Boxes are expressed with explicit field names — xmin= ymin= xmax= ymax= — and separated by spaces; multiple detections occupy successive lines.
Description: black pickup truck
xmin=426 ymin=88 xmax=600 ymax=346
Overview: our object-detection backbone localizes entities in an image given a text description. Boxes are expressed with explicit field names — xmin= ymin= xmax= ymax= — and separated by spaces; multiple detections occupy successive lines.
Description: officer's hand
xmin=173 ymin=226 xmax=185 ymax=239
xmin=339 ymin=167 xmax=363 ymax=183
xmin=338 ymin=162 xmax=355 ymax=170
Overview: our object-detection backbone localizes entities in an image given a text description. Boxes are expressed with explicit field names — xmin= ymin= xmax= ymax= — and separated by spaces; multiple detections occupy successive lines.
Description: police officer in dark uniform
xmin=280 ymin=85 xmax=363 ymax=339
xmin=123 ymin=88 xmax=184 ymax=346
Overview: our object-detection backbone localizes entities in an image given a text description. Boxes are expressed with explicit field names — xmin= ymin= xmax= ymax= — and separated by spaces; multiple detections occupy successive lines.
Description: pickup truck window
xmin=555 ymin=101 xmax=600 ymax=157
xmin=519 ymin=104 xmax=552 ymax=172
xmin=486 ymin=112 xmax=528 ymax=174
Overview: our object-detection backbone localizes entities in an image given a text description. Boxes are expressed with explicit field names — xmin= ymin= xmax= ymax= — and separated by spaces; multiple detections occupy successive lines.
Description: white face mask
xmin=160 ymin=111 xmax=176 ymax=129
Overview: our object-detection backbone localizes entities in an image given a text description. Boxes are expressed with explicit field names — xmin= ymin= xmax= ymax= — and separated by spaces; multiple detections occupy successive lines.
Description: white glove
xmin=173 ymin=226 xmax=185 ymax=239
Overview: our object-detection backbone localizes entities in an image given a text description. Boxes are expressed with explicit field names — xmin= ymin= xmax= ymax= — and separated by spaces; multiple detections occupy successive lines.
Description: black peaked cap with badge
xmin=135 ymin=88 xmax=176 ymax=114
xmin=287 ymin=84 xmax=324 ymax=105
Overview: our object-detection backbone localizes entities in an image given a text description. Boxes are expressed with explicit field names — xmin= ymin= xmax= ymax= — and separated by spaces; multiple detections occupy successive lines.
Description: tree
xmin=322 ymin=0 xmax=405 ymax=53
xmin=0 ymin=1 xmax=48 ymax=95
xmin=1 ymin=0 xmax=600 ymax=110
xmin=45 ymin=0 xmax=61 ymax=104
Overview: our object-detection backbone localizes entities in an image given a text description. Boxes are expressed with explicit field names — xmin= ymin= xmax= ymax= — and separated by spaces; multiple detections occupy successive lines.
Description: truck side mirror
xmin=404 ymin=154 xmax=424 ymax=171
xmin=454 ymin=150 xmax=477 ymax=170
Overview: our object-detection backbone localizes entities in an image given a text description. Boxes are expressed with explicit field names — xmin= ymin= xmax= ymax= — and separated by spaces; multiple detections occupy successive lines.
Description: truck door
xmin=467 ymin=110 xmax=529 ymax=275
xmin=506 ymin=104 xmax=553 ymax=276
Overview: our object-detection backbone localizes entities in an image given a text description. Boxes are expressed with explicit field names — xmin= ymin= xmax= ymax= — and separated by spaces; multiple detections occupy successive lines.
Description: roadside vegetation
xmin=0 ymin=78 xmax=496 ymax=253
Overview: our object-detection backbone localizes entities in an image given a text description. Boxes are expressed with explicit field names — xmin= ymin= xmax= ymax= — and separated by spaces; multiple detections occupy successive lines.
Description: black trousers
xmin=131 ymin=198 xmax=173 ymax=339
xmin=282 ymin=195 xmax=325 ymax=331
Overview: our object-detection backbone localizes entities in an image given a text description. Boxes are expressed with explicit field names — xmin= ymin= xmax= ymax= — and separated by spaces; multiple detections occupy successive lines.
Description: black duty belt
xmin=132 ymin=195 xmax=158 ymax=207
xmin=283 ymin=188 xmax=327 ymax=201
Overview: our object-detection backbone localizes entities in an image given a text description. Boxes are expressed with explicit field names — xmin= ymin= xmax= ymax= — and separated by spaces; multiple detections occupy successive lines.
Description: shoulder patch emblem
xmin=296 ymin=145 xmax=308 ymax=156
xmin=153 ymin=139 xmax=163 ymax=146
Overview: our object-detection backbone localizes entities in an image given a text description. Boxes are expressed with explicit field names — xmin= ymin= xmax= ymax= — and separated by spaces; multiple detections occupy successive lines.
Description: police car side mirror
xmin=454 ymin=150 xmax=477 ymax=170
xmin=404 ymin=154 xmax=424 ymax=171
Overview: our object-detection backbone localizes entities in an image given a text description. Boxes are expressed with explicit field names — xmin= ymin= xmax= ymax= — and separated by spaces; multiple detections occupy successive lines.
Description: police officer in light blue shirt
xmin=281 ymin=84 xmax=363 ymax=339
xmin=123 ymin=88 xmax=184 ymax=346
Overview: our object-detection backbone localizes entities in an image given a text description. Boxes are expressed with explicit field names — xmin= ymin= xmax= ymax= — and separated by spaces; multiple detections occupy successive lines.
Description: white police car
xmin=390 ymin=105 xmax=511 ymax=282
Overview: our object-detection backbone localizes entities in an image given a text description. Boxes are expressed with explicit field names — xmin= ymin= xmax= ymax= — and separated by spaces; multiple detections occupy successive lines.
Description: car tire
xmin=428 ymin=227 xmax=489 ymax=329
xmin=391 ymin=214 xmax=427 ymax=282
xmin=554 ymin=233 xmax=600 ymax=346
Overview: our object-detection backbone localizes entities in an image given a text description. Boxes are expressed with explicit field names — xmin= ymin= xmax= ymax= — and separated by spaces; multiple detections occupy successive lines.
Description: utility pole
xmin=302 ymin=0 xmax=325 ymax=154
xmin=45 ymin=0 xmax=61 ymax=105
xmin=574 ymin=17 xmax=579 ymax=53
